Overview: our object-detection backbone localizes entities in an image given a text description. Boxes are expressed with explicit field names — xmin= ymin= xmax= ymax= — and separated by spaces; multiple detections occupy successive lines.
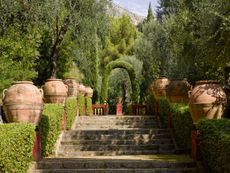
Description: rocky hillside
xmin=109 ymin=3 xmax=145 ymax=25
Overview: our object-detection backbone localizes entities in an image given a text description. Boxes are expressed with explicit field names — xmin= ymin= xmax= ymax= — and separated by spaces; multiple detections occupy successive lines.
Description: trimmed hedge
xmin=101 ymin=60 xmax=138 ymax=103
xmin=158 ymin=97 xmax=170 ymax=128
xmin=147 ymin=94 xmax=155 ymax=115
xmin=86 ymin=97 xmax=92 ymax=116
xmin=39 ymin=103 xmax=64 ymax=157
xmin=197 ymin=119 xmax=230 ymax=173
xmin=0 ymin=123 xmax=35 ymax=173
xmin=170 ymin=103 xmax=194 ymax=149
xmin=66 ymin=98 xmax=77 ymax=129
xmin=158 ymin=97 xmax=194 ymax=149
xmin=77 ymin=93 xmax=85 ymax=115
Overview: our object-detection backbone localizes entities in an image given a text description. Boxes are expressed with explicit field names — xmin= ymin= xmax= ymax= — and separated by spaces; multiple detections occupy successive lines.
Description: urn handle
xmin=188 ymin=90 xmax=192 ymax=98
xmin=39 ymin=88 xmax=44 ymax=97
xmin=2 ymin=89 xmax=7 ymax=100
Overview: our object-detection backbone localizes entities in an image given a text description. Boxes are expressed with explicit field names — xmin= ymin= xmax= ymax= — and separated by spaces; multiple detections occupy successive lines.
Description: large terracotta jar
xmin=189 ymin=80 xmax=227 ymax=125
xmin=85 ymin=87 xmax=93 ymax=98
xmin=166 ymin=79 xmax=192 ymax=103
xmin=42 ymin=79 xmax=67 ymax=104
xmin=78 ymin=84 xmax=86 ymax=95
xmin=63 ymin=78 xmax=78 ymax=98
xmin=2 ymin=81 xmax=43 ymax=125
xmin=152 ymin=77 xmax=170 ymax=100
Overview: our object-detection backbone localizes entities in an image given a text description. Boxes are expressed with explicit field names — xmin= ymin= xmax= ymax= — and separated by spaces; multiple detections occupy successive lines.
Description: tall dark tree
xmin=147 ymin=2 xmax=154 ymax=22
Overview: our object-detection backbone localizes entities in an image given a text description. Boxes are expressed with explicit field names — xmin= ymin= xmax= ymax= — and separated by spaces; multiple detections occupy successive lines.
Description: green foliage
xmin=100 ymin=15 xmax=138 ymax=69
xmin=101 ymin=60 xmax=138 ymax=103
xmin=86 ymin=97 xmax=93 ymax=116
xmin=39 ymin=103 xmax=64 ymax=157
xmin=197 ymin=119 xmax=230 ymax=173
xmin=170 ymin=103 xmax=194 ymax=149
xmin=77 ymin=93 xmax=85 ymax=115
xmin=0 ymin=27 xmax=40 ymax=92
xmin=147 ymin=94 xmax=155 ymax=115
xmin=66 ymin=98 xmax=77 ymax=129
xmin=158 ymin=98 xmax=194 ymax=149
xmin=135 ymin=19 xmax=173 ymax=100
xmin=0 ymin=123 xmax=35 ymax=173
xmin=158 ymin=97 xmax=170 ymax=128
xmin=147 ymin=3 xmax=154 ymax=22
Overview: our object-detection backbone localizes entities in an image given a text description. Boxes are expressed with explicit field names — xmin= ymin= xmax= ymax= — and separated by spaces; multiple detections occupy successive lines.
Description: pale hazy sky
xmin=112 ymin=0 xmax=159 ymax=16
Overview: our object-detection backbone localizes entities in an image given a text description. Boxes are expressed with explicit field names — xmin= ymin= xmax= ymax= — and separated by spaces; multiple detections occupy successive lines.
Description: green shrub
xmin=147 ymin=94 xmax=155 ymax=115
xmin=0 ymin=123 xmax=35 ymax=173
xmin=86 ymin=97 xmax=92 ymax=116
xmin=66 ymin=98 xmax=77 ymax=129
xmin=39 ymin=103 xmax=64 ymax=157
xmin=158 ymin=97 xmax=170 ymax=128
xmin=197 ymin=119 xmax=230 ymax=173
xmin=170 ymin=103 xmax=194 ymax=149
xmin=78 ymin=93 xmax=85 ymax=115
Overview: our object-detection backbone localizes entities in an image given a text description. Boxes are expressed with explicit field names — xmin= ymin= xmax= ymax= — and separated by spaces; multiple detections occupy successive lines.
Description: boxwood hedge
xmin=0 ymin=123 xmax=35 ymax=173
xmin=39 ymin=103 xmax=64 ymax=157
xmin=170 ymin=103 xmax=194 ymax=149
xmin=66 ymin=98 xmax=77 ymax=129
xmin=197 ymin=119 xmax=230 ymax=173
xmin=77 ymin=93 xmax=85 ymax=115
xmin=86 ymin=97 xmax=92 ymax=116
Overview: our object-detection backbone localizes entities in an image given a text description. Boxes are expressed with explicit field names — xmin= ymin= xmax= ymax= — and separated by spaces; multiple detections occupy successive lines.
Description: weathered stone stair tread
xmin=59 ymin=144 xmax=174 ymax=151
xmin=33 ymin=168 xmax=198 ymax=173
xmin=57 ymin=150 xmax=176 ymax=156
xmin=61 ymin=139 xmax=173 ymax=145
xmin=37 ymin=157 xmax=196 ymax=169
xmin=63 ymin=129 xmax=171 ymax=135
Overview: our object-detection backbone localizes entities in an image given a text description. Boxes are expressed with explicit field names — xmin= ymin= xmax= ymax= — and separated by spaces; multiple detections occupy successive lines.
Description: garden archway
xmin=100 ymin=61 xmax=138 ymax=103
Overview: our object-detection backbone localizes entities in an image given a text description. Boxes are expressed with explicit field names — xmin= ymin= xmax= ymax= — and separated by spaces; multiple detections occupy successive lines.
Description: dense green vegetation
xmin=77 ymin=93 xmax=85 ymax=115
xmin=0 ymin=123 xmax=35 ymax=173
xmin=39 ymin=104 xmax=64 ymax=157
xmin=66 ymin=98 xmax=77 ymax=129
xmin=198 ymin=119 xmax=230 ymax=173
xmin=86 ymin=97 xmax=93 ymax=116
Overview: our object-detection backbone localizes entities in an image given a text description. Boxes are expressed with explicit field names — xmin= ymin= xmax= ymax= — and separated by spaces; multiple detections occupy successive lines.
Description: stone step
xmin=58 ymin=144 xmax=175 ymax=152
xmin=77 ymin=115 xmax=157 ymax=120
xmin=62 ymin=133 xmax=172 ymax=141
xmin=61 ymin=138 xmax=173 ymax=145
xmin=36 ymin=158 xmax=196 ymax=169
xmin=56 ymin=150 xmax=176 ymax=157
xmin=75 ymin=125 xmax=159 ymax=129
xmin=75 ymin=122 xmax=158 ymax=126
xmin=63 ymin=129 xmax=171 ymax=136
xmin=33 ymin=168 xmax=198 ymax=173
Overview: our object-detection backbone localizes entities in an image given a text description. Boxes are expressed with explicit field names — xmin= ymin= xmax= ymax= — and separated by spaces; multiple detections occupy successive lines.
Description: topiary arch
xmin=100 ymin=61 xmax=138 ymax=103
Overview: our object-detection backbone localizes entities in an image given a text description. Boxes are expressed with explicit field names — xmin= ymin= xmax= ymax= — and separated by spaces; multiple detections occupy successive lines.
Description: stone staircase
xmin=31 ymin=115 xmax=199 ymax=173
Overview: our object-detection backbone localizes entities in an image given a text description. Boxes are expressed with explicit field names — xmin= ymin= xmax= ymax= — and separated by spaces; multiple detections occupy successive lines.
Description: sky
xmin=112 ymin=0 xmax=159 ymax=16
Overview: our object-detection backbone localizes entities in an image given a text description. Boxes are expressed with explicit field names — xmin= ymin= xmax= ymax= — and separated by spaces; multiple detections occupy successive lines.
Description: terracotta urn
xmin=85 ymin=87 xmax=93 ymax=98
xmin=189 ymin=80 xmax=227 ymax=125
xmin=78 ymin=84 xmax=86 ymax=95
xmin=166 ymin=79 xmax=192 ymax=103
xmin=63 ymin=78 xmax=78 ymax=98
xmin=2 ymin=81 xmax=43 ymax=125
xmin=152 ymin=77 xmax=170 ymax=100
xmin=42 ymin=79 xmax=67 ymax=104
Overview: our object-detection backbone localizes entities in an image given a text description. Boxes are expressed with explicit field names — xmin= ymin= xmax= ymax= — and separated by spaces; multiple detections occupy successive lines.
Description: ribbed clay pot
xmin=85 ymin=87 xmax=93 ymax=98
xmin=189 ymin=80 xmax=227 ymax=125
xmin=152 ymin=77 xmax=170 ymax=100
xmin=166 ymin=79 xmax=192 ymax=103
xmin=2 ymin=81 xmax=43 ymax=125
xmin=42 ymin=79 xmax=67 ymax=104
xmin=63 ymin=78 xmax=78 ymax=97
